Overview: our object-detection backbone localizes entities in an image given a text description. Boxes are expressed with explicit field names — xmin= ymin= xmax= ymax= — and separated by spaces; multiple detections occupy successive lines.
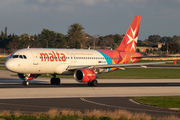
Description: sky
xmin=1 ymin=0 xmax=180 ymax=40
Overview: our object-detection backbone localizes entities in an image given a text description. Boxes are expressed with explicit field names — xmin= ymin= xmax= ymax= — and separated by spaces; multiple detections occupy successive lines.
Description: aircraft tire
xmin=55 ymin=78 xmax=61 ymax=85
xmin=22 ymin=81 xmax=26 ymax=85
xmin=92 ymin=80 xmax=98 ymax=86
xmin=87 ymin=82 xmax=92 ymax=86
xmin=23 ymin=81 xmax=29 ymax=86
xmin=26 ymin=81 xmax=29 ymax=86
xmin=50 ymin=78 xmax=56 ymax=85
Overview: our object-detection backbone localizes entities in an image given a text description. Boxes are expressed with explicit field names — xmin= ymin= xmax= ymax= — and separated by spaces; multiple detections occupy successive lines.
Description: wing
xmin=67 ymin=61 xmax=175 ymax=71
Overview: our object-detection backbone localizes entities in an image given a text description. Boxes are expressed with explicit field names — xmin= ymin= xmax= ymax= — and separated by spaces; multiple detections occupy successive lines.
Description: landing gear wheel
xmin=55 ymin=78 xmax=61 ymax=85
xmin=26 ymin=81 xmax=29 ymax=86
xmin=87 ymin=82 xmax=92 ymax=86
xmin=87 ymin=80 xmax=98 ymax=86
xmin=22 ymin=81 xmax=29 ymax=86
xmin=50 ymin=78 xmax=56 ymax=85
xmin=51 ymin=78 xmax=61 ymax=85
xmin=22 ymin=81 xmax=26 ymax=85
xmin=92 ymin=80 xmax=98 ymax=86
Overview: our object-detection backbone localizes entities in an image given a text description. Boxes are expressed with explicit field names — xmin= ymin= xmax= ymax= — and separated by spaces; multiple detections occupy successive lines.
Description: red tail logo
xmin=116 ymin=16 xmax=141 ymax=52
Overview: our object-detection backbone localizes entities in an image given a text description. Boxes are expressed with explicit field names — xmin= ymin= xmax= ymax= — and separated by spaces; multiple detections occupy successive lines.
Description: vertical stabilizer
xmin=116 ymin=16 xmax=141 ymax=52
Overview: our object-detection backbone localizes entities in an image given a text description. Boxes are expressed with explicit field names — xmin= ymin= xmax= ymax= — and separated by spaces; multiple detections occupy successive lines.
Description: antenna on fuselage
xmin=88 ymin=47 xmax=90 ymax=50
xmin=27 ymin=46 xmax=30 ymax=49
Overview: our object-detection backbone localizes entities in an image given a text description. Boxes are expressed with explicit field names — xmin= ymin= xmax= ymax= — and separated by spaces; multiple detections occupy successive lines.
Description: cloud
xmin=1 ymin=0 xmax=180 ymax=15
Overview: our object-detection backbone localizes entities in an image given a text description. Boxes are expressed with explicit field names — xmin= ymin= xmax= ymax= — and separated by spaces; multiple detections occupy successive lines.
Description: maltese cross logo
xmin=127 ymin=27 xmax=138 ymax=51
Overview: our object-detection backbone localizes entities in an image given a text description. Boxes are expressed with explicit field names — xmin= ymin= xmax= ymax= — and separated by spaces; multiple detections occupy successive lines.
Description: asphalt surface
xmin=0 ymin=97 xmax=179 ymax=117
xmin=1 ymin=81 xmax=180 ymax=88
xmin=0 ymin=70 xmax=180 ymax=117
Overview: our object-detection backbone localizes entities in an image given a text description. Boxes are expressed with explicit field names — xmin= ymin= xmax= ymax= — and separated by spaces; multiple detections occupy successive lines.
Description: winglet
xmin=173 ymin=59 xmax=177 ymax=65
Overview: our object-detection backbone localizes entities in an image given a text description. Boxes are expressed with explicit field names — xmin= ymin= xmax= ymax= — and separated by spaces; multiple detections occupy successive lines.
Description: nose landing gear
xmin=22 ymin=74 xmax=30 ymax=86
xmin=22 ymin=81 xmax=29 ymax=86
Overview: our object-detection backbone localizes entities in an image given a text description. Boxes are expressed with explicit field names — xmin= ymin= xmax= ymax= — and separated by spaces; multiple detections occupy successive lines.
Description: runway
xmin=0 ymin=97 xmax=180 ymax=117
xmin=0 ymin=70 xmax=180 ymax=117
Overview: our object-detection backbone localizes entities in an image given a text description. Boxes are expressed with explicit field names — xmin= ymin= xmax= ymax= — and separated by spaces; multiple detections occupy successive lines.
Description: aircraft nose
xmin=4 ymin=60 xmax=14 ymax=71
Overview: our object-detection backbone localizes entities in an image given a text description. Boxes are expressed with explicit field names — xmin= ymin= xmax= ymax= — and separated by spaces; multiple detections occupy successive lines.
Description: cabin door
xmin=31 ymin=51 xmax=39 ymax=65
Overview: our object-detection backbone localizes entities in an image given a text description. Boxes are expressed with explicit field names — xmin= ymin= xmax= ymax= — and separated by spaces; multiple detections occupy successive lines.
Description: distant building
xmin=136 ymin=47 xmax=152 ymax=52
xmin=158 ymin=43 xmax=165 ymax=49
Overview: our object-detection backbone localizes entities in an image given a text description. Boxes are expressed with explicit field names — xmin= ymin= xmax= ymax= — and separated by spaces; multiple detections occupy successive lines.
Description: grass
xmin=0 ymin=108 xmax=179 ymax=120
xmin=40 ymin=74 xmax=74 ymax=78
xmin=0 ymin=66 xmax=6 ymax=70
xmin=134 ymin=96 xmax=180 ymax=108
xmin=0 ymin=57 xmax=7 ymax=62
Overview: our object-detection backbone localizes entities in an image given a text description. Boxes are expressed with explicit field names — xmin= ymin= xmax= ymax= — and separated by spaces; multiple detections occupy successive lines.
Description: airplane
xmin=4 ymin=16 xmax=175 ymax=86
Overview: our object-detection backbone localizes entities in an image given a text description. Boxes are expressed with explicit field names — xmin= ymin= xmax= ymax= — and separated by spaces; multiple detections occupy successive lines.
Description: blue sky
xmin=1 ymin=0 xmax=180 ymax=40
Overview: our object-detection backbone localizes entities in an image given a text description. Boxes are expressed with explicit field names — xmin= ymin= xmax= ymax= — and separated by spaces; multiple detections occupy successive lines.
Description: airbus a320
xmin=5 ymin=16 xmax=175 ymax=86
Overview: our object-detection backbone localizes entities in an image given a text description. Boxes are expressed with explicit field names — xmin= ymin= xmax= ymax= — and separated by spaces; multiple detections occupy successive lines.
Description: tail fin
xmin=116 ymin=16 xmax=141 ymax=52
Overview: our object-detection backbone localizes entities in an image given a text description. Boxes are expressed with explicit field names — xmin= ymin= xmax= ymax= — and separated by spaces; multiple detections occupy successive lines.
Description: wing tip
xmin=173 ymin=59 xmax=178 ymax=65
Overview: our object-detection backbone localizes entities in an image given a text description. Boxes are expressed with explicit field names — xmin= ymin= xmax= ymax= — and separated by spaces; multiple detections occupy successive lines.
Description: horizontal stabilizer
xmin=132 ymin=54 xmax=169 ymax=59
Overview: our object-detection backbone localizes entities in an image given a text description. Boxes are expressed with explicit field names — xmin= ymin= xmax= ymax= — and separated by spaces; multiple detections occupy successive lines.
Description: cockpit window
xmin=12 ymin=55 xmax=19 ymax=58
xmin=12 ymin=55 xmax=27 ymax=59
xmin=23 ymin=55 xmax=27 ymax=59
xmin=19 ymin=55 xmax=23 ymax=58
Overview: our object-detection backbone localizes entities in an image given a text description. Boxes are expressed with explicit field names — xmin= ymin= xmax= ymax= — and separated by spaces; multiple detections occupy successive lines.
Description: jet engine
xmin=74 ymin=69 xmax=96 ymax=83
xmin=18 ymin=73 xmax=39 ymax=80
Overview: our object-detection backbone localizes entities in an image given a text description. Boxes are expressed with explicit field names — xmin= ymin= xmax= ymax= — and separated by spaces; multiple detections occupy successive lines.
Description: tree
xmin=161 ymin=42 xmax=180 ymax=54
xmin=39 ymin=29 xmax=57 ymax=48
xmin=146 ymin=49 xmax=149 ymax=53
xmin=136 ymin=48 xmax=140 ymax=52
xmin=160 ymin=36 xmax=172 ymax=43
xmin=148 ymin=35 xmax=161 ymax=43
xmin=111 ymin=43 xmax=118 ymax=50
xmin=113 ymin=34 xmax=124 ymax=45
xmin=81 ymin=34 xmax=91 ymax=48
xmin=67 ymin=23 xmax=85 ymax=48
xmin=172 ymin=35 xmax=180 ymax=44
xmin=5 ymin=27 xmax=7 ymax=37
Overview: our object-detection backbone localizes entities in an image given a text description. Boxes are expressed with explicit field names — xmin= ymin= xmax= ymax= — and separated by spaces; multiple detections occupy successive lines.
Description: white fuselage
xmin=5 ymin=48 xmax=111 ymax=75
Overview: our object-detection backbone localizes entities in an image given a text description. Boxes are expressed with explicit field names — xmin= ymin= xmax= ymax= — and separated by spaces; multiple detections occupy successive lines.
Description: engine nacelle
xmin=18 ymin=73 xmax=39 ymax=80
xmin=74 ymin=69 xmax=96 ymax=83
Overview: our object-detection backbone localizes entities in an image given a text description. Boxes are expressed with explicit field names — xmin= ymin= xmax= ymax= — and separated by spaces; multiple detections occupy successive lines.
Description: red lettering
xmin=40 ymin=53 xmax=49 ymax=61
xmin=56 ymin=52 xmax=61 ymax=61
xmin=49 ymin=53 xmax=54 ymax=61
xmin=52 ymin=51 xmax=58 ymax=61
xmin=40 ymin=51 xmax=66 ymax=62
xmin=61 ymin=53 xmax=66 ymax=62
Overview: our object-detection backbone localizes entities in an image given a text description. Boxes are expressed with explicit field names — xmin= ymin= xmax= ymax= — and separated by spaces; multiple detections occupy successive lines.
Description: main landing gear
xmin=50 ymin=74 xmax=61 ymax=85
xmin=87 ymin=79 xmax=98 ymax=86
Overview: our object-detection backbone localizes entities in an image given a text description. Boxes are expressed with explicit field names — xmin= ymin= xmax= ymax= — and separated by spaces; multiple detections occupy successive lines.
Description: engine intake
xmin=74 ymin=69 xmax=96 ymax=83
